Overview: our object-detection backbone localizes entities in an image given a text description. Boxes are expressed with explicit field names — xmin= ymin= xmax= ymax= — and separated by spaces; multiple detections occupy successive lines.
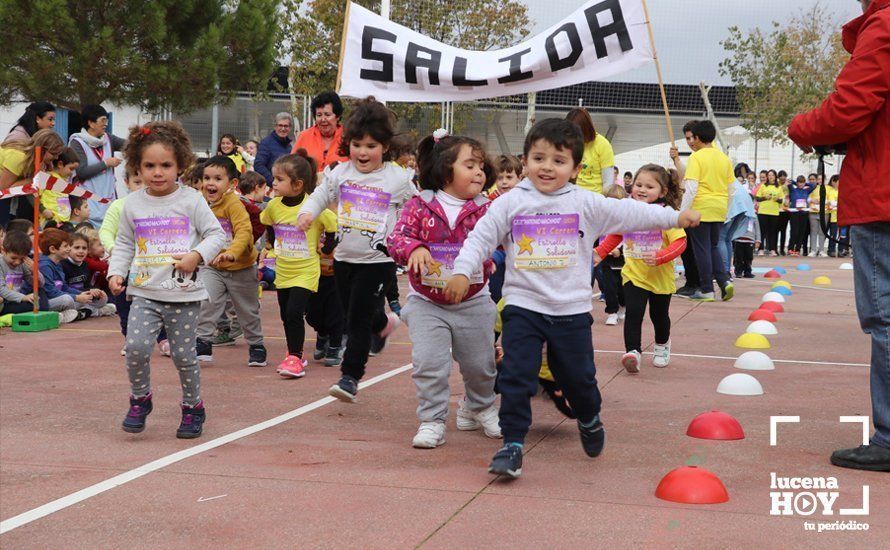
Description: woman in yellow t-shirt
xmin=595 ymin=164 xmax=686 ymax=373
xmin=565 ymin=108 xmax=615 ymax=194
xmin=0 ymin=129 xmax=64 ymax=225
xmin=755 ymin=170 xmax=785 ymax=256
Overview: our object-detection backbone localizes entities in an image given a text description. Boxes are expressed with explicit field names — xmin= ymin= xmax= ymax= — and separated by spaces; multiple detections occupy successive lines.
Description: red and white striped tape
xmin=0 ymin=172 xmax=111 ymax=203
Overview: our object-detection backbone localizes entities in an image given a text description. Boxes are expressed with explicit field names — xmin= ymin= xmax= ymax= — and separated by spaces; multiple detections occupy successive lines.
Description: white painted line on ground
xmin=595 ymin=349 xmax=868 ymax=367
xmin=0 ymin=363 xmax=413 ymax=535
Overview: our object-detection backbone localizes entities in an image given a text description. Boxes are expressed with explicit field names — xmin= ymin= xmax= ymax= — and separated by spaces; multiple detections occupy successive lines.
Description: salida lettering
xmin=360 ymin=0 xmax=633 ymax=88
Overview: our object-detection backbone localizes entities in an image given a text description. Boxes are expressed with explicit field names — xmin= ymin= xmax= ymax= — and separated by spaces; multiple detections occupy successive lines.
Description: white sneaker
xmin=653 ymin=341 xmax=671 ymax=368
xmin=617 ymin=306 xmax=626 ymax=320
xmin=457 ymin=398 xmax=502 ymax=438
xmin=97 ymin=303 xmax=117 ymax=317
xmin=58 ymin=310 xmax=78 ymax=324
xmin=412 ymin=421 xmax=446 ymax=448
xmin=621 ymin=350 xmax=641 ymax=374
xmin=605 ymin=313 xmax=619 ymax=326
xmin=120 ymin=345 xmax=127 ymax=356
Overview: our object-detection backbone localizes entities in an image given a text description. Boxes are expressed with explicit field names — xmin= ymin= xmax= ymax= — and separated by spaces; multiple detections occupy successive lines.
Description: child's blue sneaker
xmin=176 ymin=401 xmax=205 ymax=439
xmin=122 ymin=393 xmax=153 ymax=433
xmin=578 ymin=416 xmax=605 ymax=457
xmin=488 ymin=444 xmax=523 ymax=478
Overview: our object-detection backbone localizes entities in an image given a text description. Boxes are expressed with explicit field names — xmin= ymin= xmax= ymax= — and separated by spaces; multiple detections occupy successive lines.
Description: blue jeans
xmin=720 ymin=214 xmax=748 ymax=274
xmin=851 ymin=223 xmax=890 ymax=449
xmin=688 ymin=222 xmax=730 ymax=294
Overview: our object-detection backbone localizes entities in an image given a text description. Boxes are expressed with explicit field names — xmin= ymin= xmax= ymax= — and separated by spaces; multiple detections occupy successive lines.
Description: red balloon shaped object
xmin=759 ymin=301 xmax=784 ymax=313
xmin=748 ymin=309 xmax=778 ymax=322
xmin=686 ymin=410 xmax=745 ymax=440
xmin=655 ymin=466 xmax=730 ymax=504
xmin=764 ymin=270 xmax=781 ymax=279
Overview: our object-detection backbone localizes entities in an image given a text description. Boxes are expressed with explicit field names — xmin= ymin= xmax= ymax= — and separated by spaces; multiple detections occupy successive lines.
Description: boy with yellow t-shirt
xmin=679 ymin=120 xmax=735 ymax=302
xmin=194 ymin=156 xmax=266 ymax=367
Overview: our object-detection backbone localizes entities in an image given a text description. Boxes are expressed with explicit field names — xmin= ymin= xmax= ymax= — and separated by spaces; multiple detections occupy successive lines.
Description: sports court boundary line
xmin=0 ymin=363 xmax=413 ymax=535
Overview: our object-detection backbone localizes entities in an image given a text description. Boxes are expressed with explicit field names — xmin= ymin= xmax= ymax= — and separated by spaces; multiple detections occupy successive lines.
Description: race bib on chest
xmin=421 ymin=243 xmax=484 ymax=288
xmin=511 ymin=214 xmax=579 ymax=270
xmin=624 ymin=230 xmax=662 ymax=260
xmin=57 ymin=197 xmax=71 ymax=218
xmin=795 ymin=199 xmax=807 ymax=209
xmin=5 ymin=272 xmax=23 ymax=292
xmin=133 ymin=217 xmax=190 ymax=266
xmin=339 ymin=184 xmax=391 ymax=232
xmin=274 ymin=224 xmax=310 ymax=259
xmin=262 ymin=257 xmax=276 ymax=270
xmin=217 ymin=217 xmax=233 ymax=244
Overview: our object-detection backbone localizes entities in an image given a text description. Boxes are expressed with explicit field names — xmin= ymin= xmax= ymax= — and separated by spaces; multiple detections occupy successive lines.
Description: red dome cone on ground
xmin=687 ymin=411 xmax=745 ymax=440
xmin=760 ymin=301 xmax=784 ymax=313
xmin=748 ymin=309 xmax=778 ymax=322
xmin=655 ymin=466 xmax=729 ymax=504
xmin=764 ymin=270 xmax=781 ymax=279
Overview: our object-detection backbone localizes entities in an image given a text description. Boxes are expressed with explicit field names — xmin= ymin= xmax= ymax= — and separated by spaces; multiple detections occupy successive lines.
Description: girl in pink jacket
xmin=387 ymin=132 xmax=500 ymax=450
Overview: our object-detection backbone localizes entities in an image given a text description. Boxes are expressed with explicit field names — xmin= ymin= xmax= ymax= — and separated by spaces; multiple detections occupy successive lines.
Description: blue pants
xmin=688 ymin=222 xmax=730 ymax=294
xmin=851 ymin=223 xmax=890 ymax=449
xmin=499 ymin=305 xmax=601 ymax=444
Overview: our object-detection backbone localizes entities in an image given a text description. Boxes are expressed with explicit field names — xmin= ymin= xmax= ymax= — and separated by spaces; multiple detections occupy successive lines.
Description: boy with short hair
xmin=20 ymin=228 xmax=91 ymax=321
xmin=40 ymin=147 xmax=79 ymax=225
xmin=1 ymin=230 xmax=57 ymax=317
xmin=679 ymin=120 xmax=736 ymax=302
xmin=63 ymin=232 xmax=115 ymax=316
xmin=195 ymin=156 xmax=267 ymax=367
xmin=445 ymin=119 xmax=700 ymax=478
xmin=68 ymin=196 xmax=91 ymax=226
xmin=488 ymin=155 xmax=523 ymax=200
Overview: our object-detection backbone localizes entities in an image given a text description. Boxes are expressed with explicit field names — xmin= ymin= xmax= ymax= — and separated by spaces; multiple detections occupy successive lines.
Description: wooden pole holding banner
xmin=335 ymin=0 xmax=352 ymax=93
xmin=640 ymin=0 xmax=675 ymax=147
xmin=32 ymin=147 xmax=42 ymax=315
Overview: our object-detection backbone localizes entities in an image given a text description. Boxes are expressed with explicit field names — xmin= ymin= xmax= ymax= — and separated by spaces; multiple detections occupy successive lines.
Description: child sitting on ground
xmin=20 ymin=228 xmax=93 ymax=321
xmin=595 ymin=164 xmax=688 ymax=372
xmin=444 ymin=119 xmax=700 ymax=478
xmin=1 ymin=230 xmax=59 ymax=318
xmin=63 ymin=232 xmax=115 ymax=316
xmin=194 ymin=156 xmax=267 ymax=367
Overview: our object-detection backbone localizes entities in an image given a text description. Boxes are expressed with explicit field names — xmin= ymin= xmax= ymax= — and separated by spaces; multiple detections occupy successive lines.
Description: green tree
xmin=0 ymin=0 xmax=280 ymax=113
xmin=719 ymin=4 xmax=849 ymax=142
xmin=280 ymin=0 xmax=531 ymax=115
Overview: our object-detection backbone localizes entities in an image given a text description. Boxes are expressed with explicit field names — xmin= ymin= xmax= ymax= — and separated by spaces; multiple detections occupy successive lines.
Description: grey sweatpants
xmin=126 ymin=297 xmax=202 ymax=406
xmin=402 ymin=295 xmax=497 ymax=423
xmin=197 ymin=265 xmax=263 ymax=345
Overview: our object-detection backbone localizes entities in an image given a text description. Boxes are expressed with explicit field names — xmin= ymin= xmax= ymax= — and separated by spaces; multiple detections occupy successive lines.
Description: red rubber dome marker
xmin=655 ymin=466 xmax=729 ymax=504
xmin=686 ymin=411 xmax=745 ymax=440
xmin=764 ymin=269 xmax=782 ymax=279
xmin=759 ymin=301 xmax=784 ymax=313
xmin=748 ymin=309 xmax=778 ymax=322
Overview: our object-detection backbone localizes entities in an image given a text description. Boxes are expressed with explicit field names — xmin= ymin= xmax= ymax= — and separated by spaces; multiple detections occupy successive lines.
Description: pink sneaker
xmin=277 ymin=355 xmax=307 ymax=378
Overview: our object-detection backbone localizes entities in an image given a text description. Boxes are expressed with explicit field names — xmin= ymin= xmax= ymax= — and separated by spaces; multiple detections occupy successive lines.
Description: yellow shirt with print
xmin=260 ymin=196 xmax=337 ymax=291
xmin=575 ymin=134 xmax=614 ymax=195
xmin=621 ymin=228 xmax=686 ymax=295
xmin=756 ymin=184 xmax=785 ymax=216
xmin=685 ymin=147 xmax=734 ymax=222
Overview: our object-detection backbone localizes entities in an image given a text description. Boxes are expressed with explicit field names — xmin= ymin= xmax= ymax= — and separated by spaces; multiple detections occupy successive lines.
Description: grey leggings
xmin=125 ymin=297 xmax=202 ymax=406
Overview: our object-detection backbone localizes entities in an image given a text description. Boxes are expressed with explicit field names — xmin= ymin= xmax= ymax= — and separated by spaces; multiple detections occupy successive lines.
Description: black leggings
xmin=789 ymin=211 xmax=809 ymax=252
xmin=758 ymin=214 xmax=779 ymax=252
xmin=600 ymin=267 xmax=625 ymax=314
xmin=306 ymin=275 xmax=344 ymax=347
xmin=623 ymin=282 xmax=671 ymax=353
xmin=334 ymin=261 xmax=394 ymax=381
xmin=277 ymin=286 xmax=312 ymax=356
xmin=777 ymin=211 xmax=790 ymax=253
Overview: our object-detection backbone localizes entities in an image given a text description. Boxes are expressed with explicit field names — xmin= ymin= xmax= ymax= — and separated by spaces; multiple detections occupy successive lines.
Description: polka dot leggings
xmin=126 ymin=297 xmax=202 ymax=406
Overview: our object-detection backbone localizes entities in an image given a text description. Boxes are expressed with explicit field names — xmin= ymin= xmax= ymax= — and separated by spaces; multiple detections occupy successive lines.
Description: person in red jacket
xmin=788 ymin=0 xmax=890 ymax=472
xmin=291 ymin=91 xmax=349 ymax=171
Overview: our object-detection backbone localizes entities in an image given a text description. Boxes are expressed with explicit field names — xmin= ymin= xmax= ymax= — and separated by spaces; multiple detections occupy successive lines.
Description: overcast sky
xmin=523 ymin=0 xmax=861 ymax=85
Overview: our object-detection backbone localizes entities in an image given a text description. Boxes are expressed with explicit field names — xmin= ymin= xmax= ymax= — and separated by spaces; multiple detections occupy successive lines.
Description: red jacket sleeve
xmin=594 ymin=234 xmax=623 ymax=258
xmin=386 ymin=198 xmax=427 ymax=266
xmin=655 ymin=236 xmax=686 ymax=265
xmin=788 ymin=14 xmax=890 ymax=146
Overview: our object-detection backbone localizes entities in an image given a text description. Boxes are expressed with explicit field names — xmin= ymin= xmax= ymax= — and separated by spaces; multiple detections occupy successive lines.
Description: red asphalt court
xmin=1 ymin=257 xmax=886 ymax=548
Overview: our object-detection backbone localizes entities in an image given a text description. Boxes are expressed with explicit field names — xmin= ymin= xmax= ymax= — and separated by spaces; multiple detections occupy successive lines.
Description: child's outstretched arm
xmin=593 ymin=234 xmax=623 ymax=266
xmin=446 ymin=200 xmax=511 ymax=303
xmin=186 ymin=200 xmax=226 ymax=273
xmin=297 ymin=169 xmax=339 ymax=230
xmin=212 ymin=201 xmax=253 ymax=266
xmin=648 ymin=236 xmax=687 ymax=266
xmin=108 ymin=205 xmax=138 ymax=294
xmin=585 ymin=193 xmax=698 ymax=238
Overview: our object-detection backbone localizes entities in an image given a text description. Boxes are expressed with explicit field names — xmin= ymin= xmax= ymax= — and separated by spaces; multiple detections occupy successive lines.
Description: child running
xmin=260 ymin=151 xmax=338 ymax=377
xmin=107 ymin=121 xmax=226 ymax=439
xmin=297 ymin=98 xmax=416 ymax=402
xmin=599 ymin=184 xmax=627 ymax=326
xmin=387 ymin=132 xmax=501 ymax=449
xmin=594 ymin=164 xmax=687 ymax=372
xmin=194 ymin=155 xmax=266 ymax=367
xmin=444 ymin=119 xmax=700 ymax=478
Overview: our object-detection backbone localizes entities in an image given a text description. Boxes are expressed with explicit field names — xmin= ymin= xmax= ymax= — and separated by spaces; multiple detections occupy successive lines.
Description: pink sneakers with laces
xmin=277 ymin=355 xmax=307 ymax=378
